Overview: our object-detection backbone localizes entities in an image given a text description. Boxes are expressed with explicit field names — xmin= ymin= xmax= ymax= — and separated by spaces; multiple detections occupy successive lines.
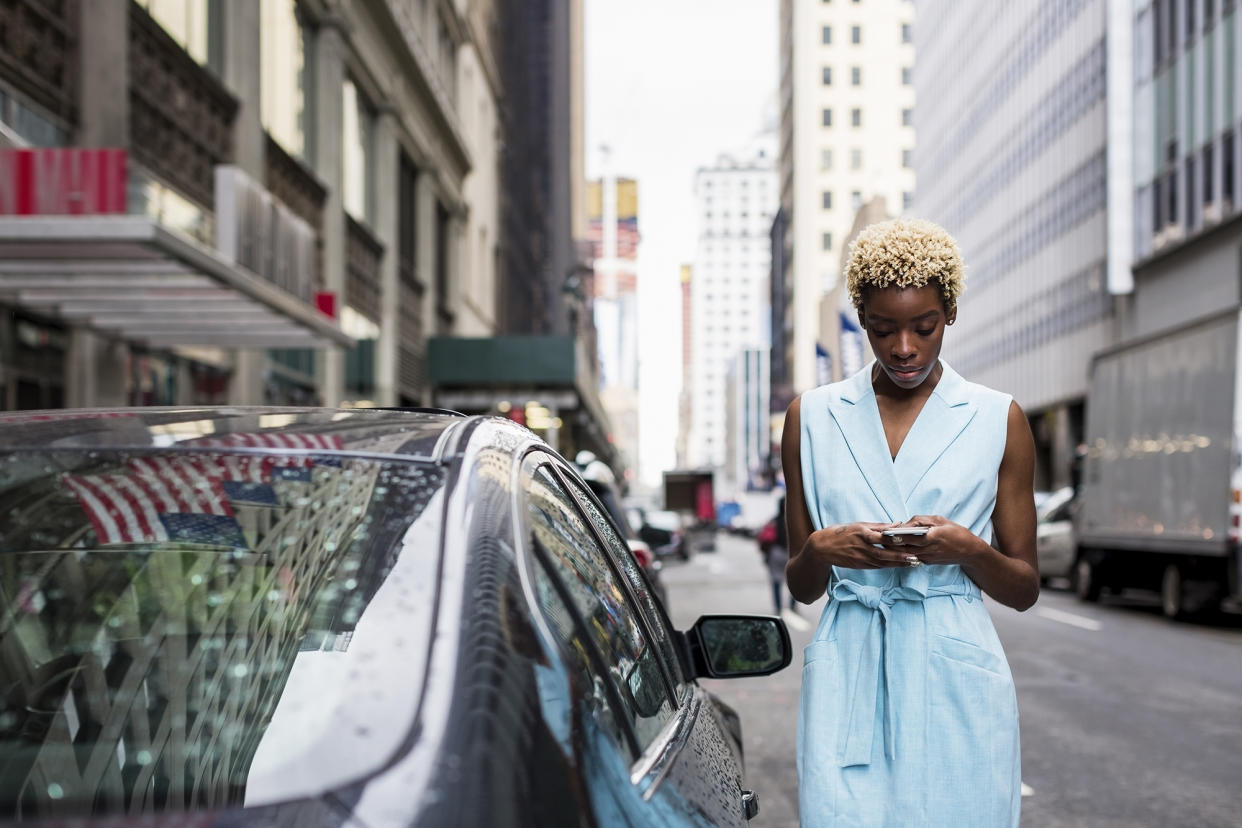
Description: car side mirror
xmin=678 ymin=615 xmax=793 ymax=679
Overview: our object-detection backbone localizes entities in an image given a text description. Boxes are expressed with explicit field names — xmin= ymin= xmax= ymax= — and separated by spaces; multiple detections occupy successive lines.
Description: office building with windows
xmin=0 ymin=0 xmax=508 ymax=410
xmin=913 ymin=0 xmax=1116 ymax=487
xmin=777 ymin=0 xmax=916 ymax=393
xmin=1127 ymin=0 xmax=1241 ymax=341
xmin=686 ymin=137 xmax=777 ymax=478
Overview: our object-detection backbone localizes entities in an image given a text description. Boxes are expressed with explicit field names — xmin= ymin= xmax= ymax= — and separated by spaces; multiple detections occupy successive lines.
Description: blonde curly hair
xmin=845 ymin=218 xmax=965 ymax=315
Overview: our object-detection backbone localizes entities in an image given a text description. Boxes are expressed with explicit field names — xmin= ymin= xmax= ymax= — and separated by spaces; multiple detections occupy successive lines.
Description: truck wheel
xmin=1074 ymin=556 xmax=1101 ymax=602
xmin=1161 ymin=564 xmax=1185 ymax=619
xmin=1161 ymin=564 xmax=1220 ymax=621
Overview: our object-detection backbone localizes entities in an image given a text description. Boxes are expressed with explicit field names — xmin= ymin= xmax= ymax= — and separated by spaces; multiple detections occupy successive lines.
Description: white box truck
xmin=1075 ymin=308 xmax=1242 ymax=618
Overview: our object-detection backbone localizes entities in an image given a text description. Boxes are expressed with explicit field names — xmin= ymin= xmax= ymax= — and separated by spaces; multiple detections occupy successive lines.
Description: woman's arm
xmin=892 ymin=400 xmax=1040 ymax=610
xmin=781 ymin=396 xmax=915 ymax=603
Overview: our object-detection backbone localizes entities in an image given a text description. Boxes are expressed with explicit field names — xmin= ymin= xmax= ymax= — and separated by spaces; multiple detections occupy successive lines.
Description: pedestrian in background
xmin=757 ymin=496 xmax=796 ymax=614
xmin=781 ymin=219 xmax=1038 ymax=827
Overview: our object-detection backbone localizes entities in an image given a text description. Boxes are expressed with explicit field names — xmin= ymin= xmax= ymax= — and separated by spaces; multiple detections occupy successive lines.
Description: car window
xmin=524 ymin=464 xmax=675 ymax=751
xmin=0 ymin=448 xmax=447 ymax=818
xmin=557 ymin=469 xmax=686 ymax=692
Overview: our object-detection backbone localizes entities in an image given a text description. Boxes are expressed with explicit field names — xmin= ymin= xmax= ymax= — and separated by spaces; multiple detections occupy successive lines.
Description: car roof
xmin=0 ymin=406 xmax=470 ymax=463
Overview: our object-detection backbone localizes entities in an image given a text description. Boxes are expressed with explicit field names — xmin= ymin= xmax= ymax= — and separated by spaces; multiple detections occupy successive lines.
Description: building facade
xmin=686 ymin=137 xmax=777 ymax=476
xmin=587 ymin=175 xmax=640 ymax=481
xmin=913 ymin=0 xmax=1116 ymax=487
xmin=0 ymin=0 xmax=503 ymax=411
xmin=778 ymin=0 xmax=916 ymax=394
xmin=724 ymin=347 xmax=770 ymax=493
xmin=1127 ymin=0 xmax=1241 ymax=341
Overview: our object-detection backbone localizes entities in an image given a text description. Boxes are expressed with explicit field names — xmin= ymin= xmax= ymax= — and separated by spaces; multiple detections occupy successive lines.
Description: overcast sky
xmin=585 ymin=0 xmax=778 ymax=492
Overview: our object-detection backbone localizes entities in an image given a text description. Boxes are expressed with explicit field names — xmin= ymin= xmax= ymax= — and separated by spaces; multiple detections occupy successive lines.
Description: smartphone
xmin=881 ymin=527 xmax=928 ymax=539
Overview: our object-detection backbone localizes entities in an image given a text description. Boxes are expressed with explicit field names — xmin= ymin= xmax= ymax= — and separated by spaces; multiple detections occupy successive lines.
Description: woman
xmin=781 ymin=219 xmax=1038 ymax=827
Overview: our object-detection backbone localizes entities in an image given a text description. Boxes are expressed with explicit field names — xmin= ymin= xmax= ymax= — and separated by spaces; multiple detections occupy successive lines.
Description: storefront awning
xmin=0 ymin=216 xmax=353 ymax=349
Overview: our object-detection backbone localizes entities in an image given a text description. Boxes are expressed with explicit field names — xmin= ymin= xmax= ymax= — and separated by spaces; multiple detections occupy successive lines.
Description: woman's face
xmin=858 ymin=284 xmax=955 ymax=391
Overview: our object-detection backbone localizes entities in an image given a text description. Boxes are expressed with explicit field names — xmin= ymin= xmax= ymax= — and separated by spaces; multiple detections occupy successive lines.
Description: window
xmin=260 ymin=0 xmax=312 ymax=159
xmin=902 ymin=148 xmax=912 ymax=168
xmin=902 ymin=22 xmax=912 ymax=43
xmin=902 ymin=108 xmax=913 ymax=127
xmin=822 ymin=190 xmax=833 ymax=210
xmin=398 ymin=152 xmax=420 ymax=286
xmin=1223 ymin=130 xmax=1236 ymax=208
xmin=822 ymin=66 xmax=832 ymax=85
xmin=850 ymin=148 xmax=862 ymax=169
xmin=136 ymin=0 xmax=213 ymax=65
xmin=851 ymin=190 xmax=863 ymax=209
xmin=851 ymin=25 xmax=861 ymax=44
xmin=851 ymin=66 xmax=862 ymax=85
xmin=903 ymin=191 xmax=914 ymax=210
xmin=822 ymin=232 xmax=833 ymax=250
xmin=902 ymin=66 xmax=912 ymax=85
xmin=822 ymin=25 xmax=832 ymax=44
xmin=343 ymin=78 xmax=375 ymax=222
xmin=525 ymin=465 xmax=676 ymax=751
xmin=851 ymin=108 xmax=862 ymax=127
xmin=820 ymin=148 xmax=834 ymax=170
xmin=822 ymin=108 xmax=833 ymax=127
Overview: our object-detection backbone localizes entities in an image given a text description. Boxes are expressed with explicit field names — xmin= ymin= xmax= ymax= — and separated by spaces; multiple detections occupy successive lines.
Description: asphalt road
xmin=660 ymin=532 xmax=1242 ymax=828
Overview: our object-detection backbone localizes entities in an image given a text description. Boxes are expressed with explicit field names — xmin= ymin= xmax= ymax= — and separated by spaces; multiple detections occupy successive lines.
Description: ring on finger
xmin=904 ymin=555 xmax=922 ymax=567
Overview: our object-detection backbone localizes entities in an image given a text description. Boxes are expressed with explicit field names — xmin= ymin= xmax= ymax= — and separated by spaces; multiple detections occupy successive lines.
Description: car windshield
xmin=0 ymin=448 xmax=446 ymax=819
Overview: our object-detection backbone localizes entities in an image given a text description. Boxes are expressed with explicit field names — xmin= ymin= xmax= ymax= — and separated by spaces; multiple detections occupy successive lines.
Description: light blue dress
xmin=796 ymin=361 xmax=1021 ymax=827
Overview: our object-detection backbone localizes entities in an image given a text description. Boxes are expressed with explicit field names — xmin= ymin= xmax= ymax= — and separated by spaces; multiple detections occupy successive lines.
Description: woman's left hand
xmin=876 ymin=515 xmax=978 ymax=567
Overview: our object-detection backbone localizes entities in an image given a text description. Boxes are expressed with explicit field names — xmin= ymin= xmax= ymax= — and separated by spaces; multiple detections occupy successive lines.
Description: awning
xmin=0 ymin=216 xmax=353 ymax=349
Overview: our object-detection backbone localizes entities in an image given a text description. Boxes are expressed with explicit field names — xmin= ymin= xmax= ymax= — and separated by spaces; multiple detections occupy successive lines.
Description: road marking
xmin=1021 ymin=782 xmax=1034 ymax=797
xmin=782 ymin=609 xmax=811 ymax=631
xmin=1035 ymin=606 xmax=1101 ymax=631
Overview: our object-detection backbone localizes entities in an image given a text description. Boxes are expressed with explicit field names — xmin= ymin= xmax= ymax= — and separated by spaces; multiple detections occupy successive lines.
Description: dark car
xmin=571 ymin=451 xmax=669 ymax=607
xmin=0 ymin=407 xmax=790 ymax=826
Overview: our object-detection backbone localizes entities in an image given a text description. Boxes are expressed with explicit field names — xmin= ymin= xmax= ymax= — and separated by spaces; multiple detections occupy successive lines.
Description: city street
xmin=661 ymin=531 xmax=1242 ymax=828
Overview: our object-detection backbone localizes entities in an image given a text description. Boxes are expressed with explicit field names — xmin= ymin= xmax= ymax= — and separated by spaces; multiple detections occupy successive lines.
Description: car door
xmin=520 ymin=454 xmax=751 ymax=827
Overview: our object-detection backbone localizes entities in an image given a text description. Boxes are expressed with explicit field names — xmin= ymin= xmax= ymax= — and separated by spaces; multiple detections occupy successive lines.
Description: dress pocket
xmin=930 ymin=633 xmax=1006 ymax=677
xmin=798 ymin=637 xmax=843 ymax=825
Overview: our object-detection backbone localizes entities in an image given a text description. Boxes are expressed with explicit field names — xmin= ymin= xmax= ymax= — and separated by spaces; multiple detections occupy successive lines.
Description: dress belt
xmin=829 ymin=576 xmax=981 ymax=768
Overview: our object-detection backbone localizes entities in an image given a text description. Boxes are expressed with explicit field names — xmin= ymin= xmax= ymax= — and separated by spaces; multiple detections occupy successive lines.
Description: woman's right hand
xmin=805 ymin=522 xmax=918 ymax=569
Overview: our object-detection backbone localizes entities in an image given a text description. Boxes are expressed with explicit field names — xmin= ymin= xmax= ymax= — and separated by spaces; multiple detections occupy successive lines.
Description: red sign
xmin=0 ymin=148 xmax=128 ymax=215
xmin=314 ymin=291 xmax=337 ymax=319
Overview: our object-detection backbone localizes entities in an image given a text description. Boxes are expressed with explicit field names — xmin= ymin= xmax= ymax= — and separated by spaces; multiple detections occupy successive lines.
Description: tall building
xmin=687 ymin=137 xmax=777 ymax=477
xmin=676 ymin=263 xmax=693 ymax=468
xmin=725 ymin=347 xmax=770 ymax=492
xmin=587 ymin=175 xmax=640 ymax=481
xmin=914 ymin=0 xmax=1116 ymax=487
xmin=778 ymin=0 xmax=916 ymax=393
xmin=0 ymin=0 xmax=498 ymax=410
xmin=1126 ymin=0 xmax=1241 ymax=341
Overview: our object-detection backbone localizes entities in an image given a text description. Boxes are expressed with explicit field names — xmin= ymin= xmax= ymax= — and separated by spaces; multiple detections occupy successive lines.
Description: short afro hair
xmin=845 ymin=218 xmax=965 ymax=315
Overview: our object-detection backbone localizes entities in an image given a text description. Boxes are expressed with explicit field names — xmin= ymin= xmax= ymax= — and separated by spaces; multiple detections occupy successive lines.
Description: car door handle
xmin=742 ymin=789 xmax=759 ymax=820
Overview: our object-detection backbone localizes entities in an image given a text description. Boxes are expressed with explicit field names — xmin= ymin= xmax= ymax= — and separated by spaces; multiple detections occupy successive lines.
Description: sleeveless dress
xmin=796 ymin=360 xmax=1021 ymax=827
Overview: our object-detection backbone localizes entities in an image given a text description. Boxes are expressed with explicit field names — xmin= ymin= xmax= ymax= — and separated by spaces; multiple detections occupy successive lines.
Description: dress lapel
xmin=828 ymin=365 xmax=909 ymax=523
xmin=893 ymin=361 xmax=977 ymax=503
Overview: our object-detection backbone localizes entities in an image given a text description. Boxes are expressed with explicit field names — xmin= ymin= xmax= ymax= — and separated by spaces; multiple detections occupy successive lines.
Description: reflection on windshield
xmin=0 ymin=449 xmax=444 ymax=820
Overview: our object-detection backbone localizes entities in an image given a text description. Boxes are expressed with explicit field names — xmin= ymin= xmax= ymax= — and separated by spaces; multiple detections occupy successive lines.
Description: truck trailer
xmin=1075 ymin=308 xmax=1242 ymax=618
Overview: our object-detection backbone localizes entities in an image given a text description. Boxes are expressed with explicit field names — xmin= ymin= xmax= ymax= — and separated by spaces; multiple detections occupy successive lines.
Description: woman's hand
xmin=875 ymin=515 xmax=983 ymax=567
xmin=806 ymin=522 xmax=925 ymax=569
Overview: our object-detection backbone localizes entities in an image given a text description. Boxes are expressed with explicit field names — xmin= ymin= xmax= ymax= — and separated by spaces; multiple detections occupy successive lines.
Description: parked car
xmin=572 ymin=452 xmax=668 ymax=607
xmin=627 ymin=505 xmax=688 ymax=561
xmin=0 ymin=407 xmax=791 ymax=826
xmin=1035 ymin=485 xmax=1078 ymax=584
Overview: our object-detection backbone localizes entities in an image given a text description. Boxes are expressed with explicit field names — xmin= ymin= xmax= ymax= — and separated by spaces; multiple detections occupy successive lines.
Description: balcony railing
xmin=0 ymin=0 xmax=77 ymax=127
xmin=345 ymin=215 xmax=383 ymax=325
xmin=128 ymin=2 xmax=237 ymax=208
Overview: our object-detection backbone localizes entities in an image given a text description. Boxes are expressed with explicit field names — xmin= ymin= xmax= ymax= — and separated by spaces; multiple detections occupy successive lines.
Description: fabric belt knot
xmin=829 ymin=576 xmax=980 ymax=768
